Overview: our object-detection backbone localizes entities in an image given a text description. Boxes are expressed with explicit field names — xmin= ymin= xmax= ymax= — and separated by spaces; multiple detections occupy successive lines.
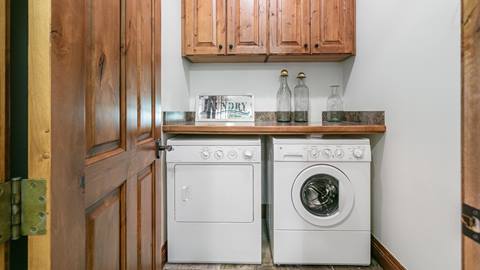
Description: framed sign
xmin=195 ymin=95 xmax=255 ymax=122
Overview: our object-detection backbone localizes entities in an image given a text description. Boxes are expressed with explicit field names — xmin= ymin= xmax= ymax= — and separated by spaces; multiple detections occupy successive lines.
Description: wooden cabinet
xmin=183 ymin=0 xmax=356 ymax=62
xmin=269 ymin=0 xmax=311 ymax=54
xmin=227 ymin=0 xmax=268 ymax=55
xmin=183 ymin=0 xmax=227 ymax=55
xmin=311 ymin=0 xmax=355 ymax=54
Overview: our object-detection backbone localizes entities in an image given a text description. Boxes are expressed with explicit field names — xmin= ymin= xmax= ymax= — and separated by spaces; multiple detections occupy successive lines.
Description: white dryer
xmin=167 ymin=136 xmax=262 ymax=264
xmin=267 ymin=137 xmax=371 ymax=266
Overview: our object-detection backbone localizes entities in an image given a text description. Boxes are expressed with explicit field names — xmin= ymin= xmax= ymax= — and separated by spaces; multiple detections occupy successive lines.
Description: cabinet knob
xmin=315 ymin=44 xmax=319 ymax=48
xmin=229 ymin=44 xmax=233 ymax=50
xmin=219 ymin=44 xmax=223 ymax=50
xmin=304 ymin=43 xmax=308 ymax=49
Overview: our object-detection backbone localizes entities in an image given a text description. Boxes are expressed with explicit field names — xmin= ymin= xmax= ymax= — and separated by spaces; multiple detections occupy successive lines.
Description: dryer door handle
xmin=181 ymin=186 xmax=190 ymax=202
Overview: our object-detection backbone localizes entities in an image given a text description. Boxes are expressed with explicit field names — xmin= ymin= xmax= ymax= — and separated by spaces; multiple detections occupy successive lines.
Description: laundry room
xmin=0 ymin=0 xmax=474 ymax=270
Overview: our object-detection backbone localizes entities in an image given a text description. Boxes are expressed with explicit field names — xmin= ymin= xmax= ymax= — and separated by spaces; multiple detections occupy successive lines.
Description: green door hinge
xmin=0 ymin=178 xmax=47 ymax=244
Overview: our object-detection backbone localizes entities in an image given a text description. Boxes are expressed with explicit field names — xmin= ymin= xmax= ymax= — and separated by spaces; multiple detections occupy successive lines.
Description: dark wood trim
xmin=163 ymin=123 xmax=386 ymax=135
xmin=371 ymin=236 xmax=406 ymax=270
xmin=161 ymin=242 xmax=167 ymax=268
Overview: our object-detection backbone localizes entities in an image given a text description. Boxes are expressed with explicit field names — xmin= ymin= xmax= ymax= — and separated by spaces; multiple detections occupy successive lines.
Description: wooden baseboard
xmin=161 ymin=242 xmax=167 ymax=268
xmin=372 ymin=236 xmax=406 ymax=270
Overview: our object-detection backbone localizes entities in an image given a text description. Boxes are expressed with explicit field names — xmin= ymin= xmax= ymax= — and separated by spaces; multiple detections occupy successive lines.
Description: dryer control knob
xmin=214 ymin=150 xmax=224 ymax=160
xmin=353 ymin=148 xmax=364 ymax=159
xmin=244 ymin=150 xmax=254 ymax=159
xmin=201 ymin=150 xmax=210 ymax=159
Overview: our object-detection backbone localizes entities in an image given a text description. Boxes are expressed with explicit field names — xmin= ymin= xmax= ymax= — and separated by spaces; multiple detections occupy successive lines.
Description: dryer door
xmin=292 ymin=165 xmax=355 ymax=227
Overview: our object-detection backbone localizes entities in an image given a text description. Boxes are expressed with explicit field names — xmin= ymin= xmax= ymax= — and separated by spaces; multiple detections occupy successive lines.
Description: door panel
xmin=86 ymin=0 xmax=124 ymax=157
xmin=85 ymin=0 xmax=161 ymax=268
xmin=462 ymin=0 xmax=480 ymax=268
xmin=86 ymin=187 xmax=125 ymax=270
xmin=227 ymin=0 xmax=267 ymax=55
xmin=311 ymin=0 xmax=355 ymax=54
xmin=269 ymin=0 xmax=310 ymax=54
xmin=183 ymin=0 xmax=227 ymax=55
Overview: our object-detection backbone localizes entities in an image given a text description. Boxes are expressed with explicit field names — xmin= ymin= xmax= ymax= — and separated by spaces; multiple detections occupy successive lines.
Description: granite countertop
xmin=163 ymin=112 xmax=386 ymax=135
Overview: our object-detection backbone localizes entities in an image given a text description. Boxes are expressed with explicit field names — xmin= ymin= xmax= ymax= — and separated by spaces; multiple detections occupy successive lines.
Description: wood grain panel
xmin=183 ymin=0 xmax=227 ymax=55
xmin=137 ymin=166 xmax=154 ymax=270
xmin=269 ymin=0 xmax=310 ymax=54
xmin=163 ymin=122 xmax=386 ymax=135
xmin=462 ymin=0 xmax=480 ymax=268
xmin=227 ymin=0 xmax=267 ymax=55
xmin=86 ymin=0 xmax=123 ymax=157
xmin=311 ymin=0 xmax=355 ymax=54
xmin=86 ymin=187 xmax=125 ymax=270
xmin=29 ymin=0 xmax=52 ymax=268
xmin=136 ymin=0 xmax=154 ymax=142
xmin=0 ymin=0 xmax=7 ymax=268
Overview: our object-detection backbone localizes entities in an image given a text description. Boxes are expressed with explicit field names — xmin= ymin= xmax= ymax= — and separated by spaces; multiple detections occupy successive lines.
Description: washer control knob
xmin=244 ymin=150 xmax=254 ymax=160
xmin=335 ymin=149 xmax=345 ymax=158
xmin=353 ymin=148 xmax=364 ymax=159
xmin=311 ymin=148 xmax=319 ymax=158
xmin=323 ymin=148 xmax=332 ymax=158
xmin=214 ymin=150 xmax=224 ymax=160
xmin=201 ymin=150 xmax=210 ymax=159
xmin=227 ymin=150 xmax=238 ymax=160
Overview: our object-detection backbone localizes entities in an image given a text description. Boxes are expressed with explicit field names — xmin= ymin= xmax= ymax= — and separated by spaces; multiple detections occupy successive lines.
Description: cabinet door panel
xmin=184 ymin=0 xmax=227 ymax=55
xmin=311 ymin=0 xmax=355 ymax=54
xmin=269 ymin=0 xmax=310 ymax=54
xmin=227 ymin=0 xmax=267 ymax=55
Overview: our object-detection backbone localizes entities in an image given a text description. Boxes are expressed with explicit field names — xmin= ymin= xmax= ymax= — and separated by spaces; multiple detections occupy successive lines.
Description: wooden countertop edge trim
xmin=162 ymin=125 xmax=387 ymax=135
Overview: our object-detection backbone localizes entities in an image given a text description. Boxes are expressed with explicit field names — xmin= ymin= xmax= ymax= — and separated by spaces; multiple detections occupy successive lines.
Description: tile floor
xmin=164 ymin=224 xmax=382 ymax=270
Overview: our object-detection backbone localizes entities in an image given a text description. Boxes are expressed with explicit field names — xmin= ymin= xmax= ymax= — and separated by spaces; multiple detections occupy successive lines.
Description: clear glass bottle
xmin=276 ymin=69 xmax=292 ymax=122
xmin=326 ymin=85 xmax=344 ymax=122
xmin=294 ymin=72 xmax=309 ymax=122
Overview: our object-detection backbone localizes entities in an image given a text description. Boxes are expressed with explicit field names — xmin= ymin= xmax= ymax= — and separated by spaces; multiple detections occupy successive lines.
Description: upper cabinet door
xmin=227 ymin=0 xmax=268 ymax=55
xmin=311 ymin=0 xmax=355 ymax=54
xmin=269 ymin=0 xmax=311 ymax=55
xmin=183 ymin=0 xmax=227 ymax=55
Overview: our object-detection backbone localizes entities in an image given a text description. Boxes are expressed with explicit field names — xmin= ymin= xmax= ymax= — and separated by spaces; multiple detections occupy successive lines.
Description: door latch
xmin=155 ymin=139 xmax=173 ymax=158
xmin=462 ymin=203 xmax=480 ymax=244
xmin=0 ymin=178 xmax=47 ymax=244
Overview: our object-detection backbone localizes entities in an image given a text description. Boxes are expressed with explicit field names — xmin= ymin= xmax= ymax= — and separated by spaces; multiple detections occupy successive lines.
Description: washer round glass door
xmin=292 ymin=165 xmax=354 ymax=227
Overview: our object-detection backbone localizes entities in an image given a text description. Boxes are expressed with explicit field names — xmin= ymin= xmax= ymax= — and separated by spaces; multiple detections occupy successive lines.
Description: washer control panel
xmin=308 ymin=145 xmax=370 ymax=161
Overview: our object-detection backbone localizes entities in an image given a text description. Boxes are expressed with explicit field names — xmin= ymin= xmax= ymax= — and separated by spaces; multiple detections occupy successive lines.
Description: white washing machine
xmin=167 ymin=136 xmax=262 ymax=264
xmin=267 ymin=137 xmax=371 ymax=266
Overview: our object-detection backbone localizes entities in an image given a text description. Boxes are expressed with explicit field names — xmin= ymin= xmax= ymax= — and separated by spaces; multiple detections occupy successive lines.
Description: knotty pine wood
xmin=183 ymin=0 xmax=227 ymax=56
xmin=462 ymin=0 xmax=480 ymax=269
xmin=28 ymin=0 xmax=52 ymax=268
xmin=0 ymin=0 xmax=7 ymax=268
xmin=163 ymin=122 xmax=386 ymax=135
xmin=371 ymin=237 xmax=405 ymax=270
xmin=269 ymin=0 xmax=311 ymax=55
xmin=311 ymin=0 xmax=355 ymax=55
xmin=227 ymin=0 xmax=268 ymax=55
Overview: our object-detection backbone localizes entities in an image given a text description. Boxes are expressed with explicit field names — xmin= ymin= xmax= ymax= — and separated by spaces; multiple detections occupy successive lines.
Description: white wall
xmin=343 ymin=1 xmax=461 ymax=270
xmin=162 ymin=1 xmax=462 ymax=269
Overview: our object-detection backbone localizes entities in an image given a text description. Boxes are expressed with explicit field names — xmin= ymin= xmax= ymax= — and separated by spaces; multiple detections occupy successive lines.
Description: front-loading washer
xmin=167 ymin=136 xmax=262 ymax=264
xmin=266 ymin=137 xmax=371 ymax=266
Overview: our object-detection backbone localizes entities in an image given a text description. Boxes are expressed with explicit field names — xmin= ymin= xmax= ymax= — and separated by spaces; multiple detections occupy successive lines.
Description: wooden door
xmin=269 ymin=0 xmax=310 ymax=55
xmin=226 ymin=0 xmax=267 ymax=55
xmin=183 ymin=0 xmax=227 ymax=56
xmin=28 ymin=0 xmax=165 ymax=269
xmin=462 ymin=0 xmax=480 ymax=269
xmin=311 ymin=0 xmax=355 ymax=54
xmin=0 ymin=0 xmax=8 ymax=269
